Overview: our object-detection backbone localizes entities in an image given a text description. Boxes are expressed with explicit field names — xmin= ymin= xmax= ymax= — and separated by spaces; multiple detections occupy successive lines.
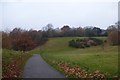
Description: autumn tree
xmin=107 ymin=22 xmax=120 ymax=45
xmin=28 ymin=30 xmax=41 ymax=46
xmin=13 ymin=33 xmax=35 ymax=51
xmin=107 ymin=27 xmax=120 ymax=45
xmin=2 ymin=32 xmax=12 ymax=49
xmin=107 ymin=25 xmax=117 ymax=34
xmin=9 ymin=28 xmax=35 ymax=51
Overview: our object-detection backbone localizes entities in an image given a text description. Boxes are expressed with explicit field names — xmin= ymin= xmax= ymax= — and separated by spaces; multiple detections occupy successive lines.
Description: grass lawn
xmin=36 ymin=37 xmax=118 ymax=77
xmin=2 ymin=49 xmax=33 ymax=78
xmin=2 ymin=37 xmax=118 ymax=78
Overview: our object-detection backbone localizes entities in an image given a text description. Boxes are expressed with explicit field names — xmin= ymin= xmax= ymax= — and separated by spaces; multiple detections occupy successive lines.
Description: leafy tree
xmin=12 ymin=33 xmax=35 ymax=51
xmin=84 ymin=27 xmax=95 ymax=37
xmin=43 ymin=23 xmax=55 ymax=37
xmin=28 ymin=30 xmax=42 ymax=46
xmin=107 ymin=23 xmax=120 ymax=45
xmin=107 ymin=25 xmax=117 ymax=34
xmin=107 ymin=29 xmax=120 ymax=45
xmin=71 ymin=27 xmax=84 ymax=37
xmin=8 ymin=28 xmax=48 ymax=51
xmin=61 ymin=25 xmax=71 ymax=36
xmin=93 ymin=27 xmax=102 ymax=36
xmin=2 ymin=32 xmax=12 ymax=49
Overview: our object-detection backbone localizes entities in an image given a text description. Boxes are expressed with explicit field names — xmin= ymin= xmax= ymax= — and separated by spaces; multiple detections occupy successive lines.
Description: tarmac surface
xmin=22 ymin=54 xmax=65 ymax=78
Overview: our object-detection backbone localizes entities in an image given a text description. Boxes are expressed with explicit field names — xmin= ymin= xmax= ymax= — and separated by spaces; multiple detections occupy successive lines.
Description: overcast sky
xmin=0 ymin=0 xmax=119 ymax=31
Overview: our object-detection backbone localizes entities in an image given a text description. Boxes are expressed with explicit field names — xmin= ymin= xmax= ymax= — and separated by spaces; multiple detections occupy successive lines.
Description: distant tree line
xmin=2 ymin=22 xmax=120 ymax=51
xmin=42 ymin=24 xmax=107 ymax=37
xmin=43 ymin=23 xmax=119 ymax=45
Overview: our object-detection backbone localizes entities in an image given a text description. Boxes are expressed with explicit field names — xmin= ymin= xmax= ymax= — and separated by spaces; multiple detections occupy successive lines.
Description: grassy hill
xmin=2 ymin=37 xmax=118 ymax=78
xmin=37 ymin=37 xmax=118 ymax=77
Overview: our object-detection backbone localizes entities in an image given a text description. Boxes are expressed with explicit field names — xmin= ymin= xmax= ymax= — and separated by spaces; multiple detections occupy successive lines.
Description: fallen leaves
xmin=2 ymin=55 xmax=22 ymax=78
xmin=58 ymin=62 xmax=118 ymax=79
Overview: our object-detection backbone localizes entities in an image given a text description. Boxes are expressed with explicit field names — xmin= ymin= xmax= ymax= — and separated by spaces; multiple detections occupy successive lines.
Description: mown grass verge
xmin=2 ymin=49 xmax=33 ymax=78
xmin=38 ymin=37 xmax=118 ymax=78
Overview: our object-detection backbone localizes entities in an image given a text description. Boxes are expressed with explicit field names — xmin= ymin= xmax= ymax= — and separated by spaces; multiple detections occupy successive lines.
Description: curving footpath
xmin=22 ymin=54 xmax=65 ymax=78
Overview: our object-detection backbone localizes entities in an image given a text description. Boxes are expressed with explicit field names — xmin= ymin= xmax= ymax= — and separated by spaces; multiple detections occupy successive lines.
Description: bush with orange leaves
xmin=2 ymin=32 xmax=12 ymax=49
xmin=107 ymin=29 xmax=120 ymax=45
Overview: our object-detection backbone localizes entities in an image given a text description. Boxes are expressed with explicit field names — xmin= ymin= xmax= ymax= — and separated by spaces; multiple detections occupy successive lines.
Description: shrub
xmin=75 ymin=41 xmax=85 ymax=48
xmin=69 ymin=40 xmax=76 ymax=47
xmin=84 ymin=43 xmax=90 ymax=47
xmin=87 ymin=40 xmax=96 ymax=46
xmin=88 ymin=38 xmax=103 ymax=45
xmin=68 ymin=38 xmax=103 ymax=48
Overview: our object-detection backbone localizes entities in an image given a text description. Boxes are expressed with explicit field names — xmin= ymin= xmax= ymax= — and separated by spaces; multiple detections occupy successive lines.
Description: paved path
xmin=22 ymin=54 xmax=65 ymax=78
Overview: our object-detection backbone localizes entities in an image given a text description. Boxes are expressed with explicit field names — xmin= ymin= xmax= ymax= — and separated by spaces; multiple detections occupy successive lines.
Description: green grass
xmin=36 ymin=37 xmax=118 ymax=77
xmin=2 ymin=49 xmax=21 ymax=64
xmin=2 ymin=37 xmax=118 ymax=78
xmin=2 ymin=49 xmax=33 ymax=77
